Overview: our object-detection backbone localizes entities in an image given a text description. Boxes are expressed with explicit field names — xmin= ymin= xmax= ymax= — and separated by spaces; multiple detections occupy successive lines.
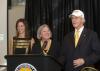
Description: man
xmin=61 ymin=10 xmax=100 ymax=71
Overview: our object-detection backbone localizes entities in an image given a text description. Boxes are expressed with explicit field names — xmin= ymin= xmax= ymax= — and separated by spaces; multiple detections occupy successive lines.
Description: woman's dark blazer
xmin=31 ymin=39 xmax=60 ymax=58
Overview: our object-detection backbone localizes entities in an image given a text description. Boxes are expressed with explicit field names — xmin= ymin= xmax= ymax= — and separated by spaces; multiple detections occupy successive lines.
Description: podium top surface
xmin=5 ymin=54 xmax=53 ymax=58
xmin=5 ymin=54 xmax=63 ymax=67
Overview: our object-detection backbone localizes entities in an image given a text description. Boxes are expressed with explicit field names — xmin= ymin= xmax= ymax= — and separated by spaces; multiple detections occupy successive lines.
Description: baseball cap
xmin=69 ymin=10 xmax=84 ymax=18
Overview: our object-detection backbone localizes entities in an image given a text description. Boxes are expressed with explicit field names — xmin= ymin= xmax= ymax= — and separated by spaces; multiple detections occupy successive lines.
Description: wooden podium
xmin=5 ymin=54 xmax=62 ymax=71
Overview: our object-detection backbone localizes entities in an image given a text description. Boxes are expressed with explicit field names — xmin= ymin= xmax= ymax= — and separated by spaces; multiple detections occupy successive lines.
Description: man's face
xmin=71 ymin=16 xmax=84 ymax=29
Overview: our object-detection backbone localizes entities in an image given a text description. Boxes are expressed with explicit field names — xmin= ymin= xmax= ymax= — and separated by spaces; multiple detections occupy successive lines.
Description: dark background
xmin=25 ymin=0 xmax=100 ymax=44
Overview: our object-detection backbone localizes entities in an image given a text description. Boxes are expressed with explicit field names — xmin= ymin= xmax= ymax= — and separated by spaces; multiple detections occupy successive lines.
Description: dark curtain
xmin=25 ymin=0 xmax=100 ymax=69
xmin=25 ymin=0 xmax=100 ymax=44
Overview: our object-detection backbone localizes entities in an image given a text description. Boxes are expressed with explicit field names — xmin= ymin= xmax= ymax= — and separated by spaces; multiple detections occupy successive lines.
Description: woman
xmin=31 ymin=24 xmax=60 ymax=58
xmin=9 ymin=18 xmax=35 ymax=55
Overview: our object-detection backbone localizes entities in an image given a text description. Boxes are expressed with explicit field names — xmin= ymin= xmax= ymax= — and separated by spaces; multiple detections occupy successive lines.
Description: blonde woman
xmin=31 ymin=24 xmax=60 ymax=58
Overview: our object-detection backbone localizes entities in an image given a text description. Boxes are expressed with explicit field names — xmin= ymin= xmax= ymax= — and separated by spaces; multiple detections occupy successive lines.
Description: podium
xmin=5 ymin=54 xmax=62 ymax=71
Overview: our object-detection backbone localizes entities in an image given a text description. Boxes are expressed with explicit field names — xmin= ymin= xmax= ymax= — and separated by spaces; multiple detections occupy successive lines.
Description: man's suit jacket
xmin=31 ymin=39 xmax=60 ymax=58
xmin=61 ymin=28 xmax=100 ymax=71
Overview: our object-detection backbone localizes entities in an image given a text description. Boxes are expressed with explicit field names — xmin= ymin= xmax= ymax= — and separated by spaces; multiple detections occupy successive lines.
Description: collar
xmin=75 ymin=26 xmax=84 ymax=36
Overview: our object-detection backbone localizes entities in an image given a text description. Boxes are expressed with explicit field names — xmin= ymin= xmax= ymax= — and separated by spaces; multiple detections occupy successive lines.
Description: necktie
xmin=75 ymin=30 xmax=79 ymax=47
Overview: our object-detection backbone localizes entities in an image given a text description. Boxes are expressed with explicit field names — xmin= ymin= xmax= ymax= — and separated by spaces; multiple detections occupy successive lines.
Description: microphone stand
xmin=41 ymin=41 xmax=48 ymax=56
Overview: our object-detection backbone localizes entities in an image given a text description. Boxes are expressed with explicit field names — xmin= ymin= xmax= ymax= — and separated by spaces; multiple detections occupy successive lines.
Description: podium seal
xmin=15 ymin=63 xmax=37 ymax=71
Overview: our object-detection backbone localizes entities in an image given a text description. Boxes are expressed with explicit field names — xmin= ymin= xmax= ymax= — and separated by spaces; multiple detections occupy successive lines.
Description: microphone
xmin=42 ymin=41 xmax=48 ymax=53
xmin=42 ymin=41 xmax=47 ymax=50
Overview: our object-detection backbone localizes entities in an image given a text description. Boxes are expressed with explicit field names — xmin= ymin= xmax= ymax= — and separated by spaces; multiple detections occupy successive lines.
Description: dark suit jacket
xmin=31 ymin=39 xmax=60 ymax=58
xmin=61 ymin=28 xmax=100 ymax=71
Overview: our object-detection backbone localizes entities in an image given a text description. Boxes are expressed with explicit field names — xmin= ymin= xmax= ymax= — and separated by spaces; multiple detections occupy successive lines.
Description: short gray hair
xmin=37 ymin=24 xmax=52 ymax=39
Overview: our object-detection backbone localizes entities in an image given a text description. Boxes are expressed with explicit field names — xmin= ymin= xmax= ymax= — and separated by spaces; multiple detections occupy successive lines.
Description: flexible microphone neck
xmin=42 ymin=41 xmax=48 ymax=51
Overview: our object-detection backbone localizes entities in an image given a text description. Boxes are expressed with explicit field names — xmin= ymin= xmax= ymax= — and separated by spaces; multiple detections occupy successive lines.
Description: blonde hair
xmin=37 ymin=24 xmax=52 ymax=39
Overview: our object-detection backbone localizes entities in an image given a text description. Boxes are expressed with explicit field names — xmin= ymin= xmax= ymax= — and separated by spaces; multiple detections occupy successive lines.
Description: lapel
xmin=77 ymin=28 xmax=87 ymax=47
xmin=70 ymin=31 xmax=75 ymax=48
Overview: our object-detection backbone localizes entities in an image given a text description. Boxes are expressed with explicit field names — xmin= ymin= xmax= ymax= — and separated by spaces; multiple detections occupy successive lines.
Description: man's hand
xmin=73 ymin=58 xmax=85 ymax=68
